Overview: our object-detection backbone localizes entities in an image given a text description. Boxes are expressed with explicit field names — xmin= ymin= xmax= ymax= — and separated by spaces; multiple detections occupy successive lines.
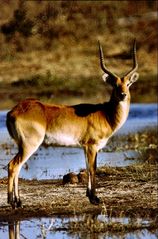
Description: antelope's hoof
xmin=16 ymin=199 xmax=22 ymax=208
xmin=86 ymin=190 xmax=100 ymax=205
xmin=10 ymin=200 xmax=22 ymax=209
xmin=89 ymin=195 xmax=100 ymax=205
xmin=8 ymin=196 xmax=22 ymax=209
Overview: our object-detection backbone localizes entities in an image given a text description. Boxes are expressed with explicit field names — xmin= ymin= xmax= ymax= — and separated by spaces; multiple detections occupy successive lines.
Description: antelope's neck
xmin=106 ymin=98 xmax=130 ymax=133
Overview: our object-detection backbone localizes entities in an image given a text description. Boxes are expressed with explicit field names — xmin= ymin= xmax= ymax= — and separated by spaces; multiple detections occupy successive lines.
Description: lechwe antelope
xmin=6 ymin=40 xmax=138 ymax=208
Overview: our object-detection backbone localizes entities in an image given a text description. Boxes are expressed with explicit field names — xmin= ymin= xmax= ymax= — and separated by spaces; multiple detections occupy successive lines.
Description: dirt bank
xmin=0 ymin=163 xmax=157 ymax=225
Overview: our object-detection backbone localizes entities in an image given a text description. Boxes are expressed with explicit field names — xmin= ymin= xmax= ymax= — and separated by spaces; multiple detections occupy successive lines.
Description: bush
xmin=1 ymin=1 xmax=34 ymax=50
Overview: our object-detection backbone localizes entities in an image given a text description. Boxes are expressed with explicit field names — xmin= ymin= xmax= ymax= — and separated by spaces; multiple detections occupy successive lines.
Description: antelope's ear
xmin=102 ymin=73 xmax=109 ymax=82
xmin=128 ymin=72 xmax=139 ymax=87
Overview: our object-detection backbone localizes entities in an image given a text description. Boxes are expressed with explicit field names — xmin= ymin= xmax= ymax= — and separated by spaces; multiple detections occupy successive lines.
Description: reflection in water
xmin=6 ymin=219 xmax=68 ymax=239
xmin=0 ymin=105 xmax=157 ymax=239
xmin=2 ymin=216 xmax=157 ymax=239
xmin=8 ymin=221 xmax=20 ymax=239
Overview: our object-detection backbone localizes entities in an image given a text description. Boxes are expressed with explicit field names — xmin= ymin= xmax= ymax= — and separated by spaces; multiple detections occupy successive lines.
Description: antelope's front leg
xmin=84 ymin=146 xmax=100 ymax=205
xmin=8 ymin=164 xmax=14 ymax=207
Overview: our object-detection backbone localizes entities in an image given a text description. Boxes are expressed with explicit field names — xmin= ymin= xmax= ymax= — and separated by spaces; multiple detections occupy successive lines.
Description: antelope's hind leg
xmin=8 ymin=145 xmax=31 ymax=208
xmin=8 ymin=139 xmax=44 ymax=209
xmin=8 ymin=151 xmax=23 ymax=208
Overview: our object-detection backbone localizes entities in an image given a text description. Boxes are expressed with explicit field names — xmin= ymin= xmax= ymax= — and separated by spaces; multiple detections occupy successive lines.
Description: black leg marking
xmin=86 ymin=189 xmax=100 ymax=205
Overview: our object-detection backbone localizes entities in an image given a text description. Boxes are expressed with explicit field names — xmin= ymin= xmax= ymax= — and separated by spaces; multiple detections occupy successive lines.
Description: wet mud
xmin=0 ymin=162 xmax=157 ymax=224
xmin=0 ymin=110 xmax=157 ymax=237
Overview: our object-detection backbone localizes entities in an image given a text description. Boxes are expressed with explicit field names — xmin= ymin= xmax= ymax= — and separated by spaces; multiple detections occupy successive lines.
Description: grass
xmin=0 ymin=70 xmax=157 ymax=110
xmin=0 ymin=126 xmax=157 ymax=236
xmin=106 ymin=129 xmax=158 ymax=155
xmin=11 ymin=70 xmax=103 ymax=97
xmin=62 ymin=193 xmax=158 ymax=236
xmin=130 ymin=73 xmax=157 ymax=103
xmin=99 ymin=129 xmax=158 ymax=183
xmin=97 ymin=162 xmax=157 ymax=183
xmin=67 ymin=214 xmax=158 ymax=234
xmin=66 ymin=157 xmax=158 ymax=235
xmin=0 ymin=1 xmax=157 ymax=109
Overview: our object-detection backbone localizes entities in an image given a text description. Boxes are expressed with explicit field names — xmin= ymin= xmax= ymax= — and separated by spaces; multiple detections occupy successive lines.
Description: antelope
xmin=6 ymin=40 xmax=138 ymax=208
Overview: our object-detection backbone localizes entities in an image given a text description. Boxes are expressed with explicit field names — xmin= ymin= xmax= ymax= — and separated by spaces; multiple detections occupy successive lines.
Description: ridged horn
xmin=98 ymin=41 xmax=118 ymax=79
xmin=124 ymin=39 xmax=138 ymax=77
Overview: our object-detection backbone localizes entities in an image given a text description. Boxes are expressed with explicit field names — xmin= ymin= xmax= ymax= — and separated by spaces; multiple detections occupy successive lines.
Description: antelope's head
xmin=99 ymin=39 xmax=139 ymax=102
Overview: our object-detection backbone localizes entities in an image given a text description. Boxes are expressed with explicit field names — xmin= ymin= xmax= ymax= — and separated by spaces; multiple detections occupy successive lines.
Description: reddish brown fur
xmin=7 ymin=41 xmax=138 ymax=208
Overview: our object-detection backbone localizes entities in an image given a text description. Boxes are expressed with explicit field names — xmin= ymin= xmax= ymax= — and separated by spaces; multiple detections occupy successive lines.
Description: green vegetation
xmin=0 ymin=1 xmax=157 ymax=108
xmin=0 ymin=125 xmax=157 ymax=235
xmin=0 ymin=71 xmax=157 ymax=109
xmin=106 ymin=129 xmax=158 ymax=156
xmin=67 ymin=142 xmax=158 ymax=235
xmin=131 ymin=74 xmax=157 ymax=102
xmin=0 ymin=1 xmax=156 ymax=51
xmin=61 ymin=159 xmax=158 ymax=235
xmin=67 ymin=213 xmax=157 ymax=235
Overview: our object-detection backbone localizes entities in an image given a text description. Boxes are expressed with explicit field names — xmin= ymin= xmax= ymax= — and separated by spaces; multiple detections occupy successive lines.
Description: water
xmin=118 ymin=103 xmax=157 ymax=134
xmin=0 ymin=145 xmax=141 ymax=179
xmin=0 ymin=103 xmax=157 ymax=133
xmin=0 ymin=104 xmax=157 ymax=180
xmin=0 ymin=104 xmax=157 ymax=239
xmin=0 ymin=216 xmax=158 ymax=239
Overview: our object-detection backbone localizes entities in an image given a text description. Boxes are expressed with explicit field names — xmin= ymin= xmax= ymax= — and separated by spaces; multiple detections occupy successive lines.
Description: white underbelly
xmin=96 ymin=138 xmax=109 ymax=151
xmin=44 ymin=132 xmax=80 ymax=146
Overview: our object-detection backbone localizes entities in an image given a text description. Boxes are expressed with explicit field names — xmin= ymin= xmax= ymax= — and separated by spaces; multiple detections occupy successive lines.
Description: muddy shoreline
xmin=0 ymin=123 xmax=157 ymax=236
xmin=0 ymin=162 xmax=157 ymax=225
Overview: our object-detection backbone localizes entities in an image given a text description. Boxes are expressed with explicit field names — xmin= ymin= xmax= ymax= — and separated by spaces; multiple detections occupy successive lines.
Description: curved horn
xmin=98 ymin=41 xmax=118 ymax=79
xmin=124 ymin=39 xmax=138 ymax=77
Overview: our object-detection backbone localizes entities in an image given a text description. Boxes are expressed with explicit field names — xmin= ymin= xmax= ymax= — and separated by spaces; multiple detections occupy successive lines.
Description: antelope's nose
xmin=120 ymin=92 xmax=127 ymax=101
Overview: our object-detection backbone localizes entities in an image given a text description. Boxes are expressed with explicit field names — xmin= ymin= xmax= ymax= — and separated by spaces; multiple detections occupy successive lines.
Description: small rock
xmin=63 ymin=172 xmax=79 ymax=184
xmin=78 ymin=170 xmax=87 ymax=184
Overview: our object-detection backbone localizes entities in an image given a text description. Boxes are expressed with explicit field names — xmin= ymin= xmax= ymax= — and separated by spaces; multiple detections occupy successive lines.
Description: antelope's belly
xmin=44 ymin=131 xmax=80 ymax=146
